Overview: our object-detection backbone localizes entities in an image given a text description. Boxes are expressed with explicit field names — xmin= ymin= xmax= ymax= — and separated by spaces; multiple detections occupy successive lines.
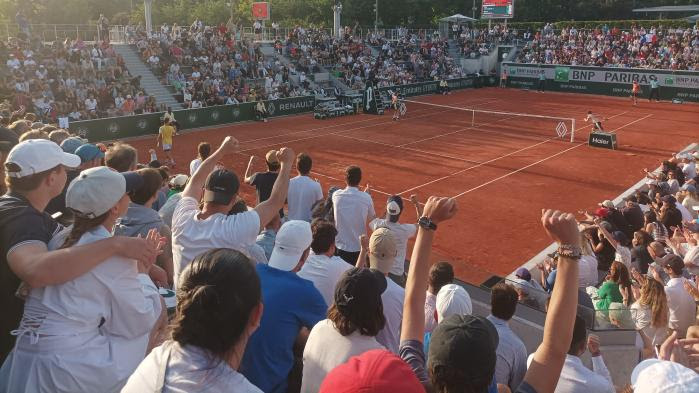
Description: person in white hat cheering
xmin=0 ymin=166 xmax=164 ymax=392
xmin=0 ymin=140 xmax=158 ymax=363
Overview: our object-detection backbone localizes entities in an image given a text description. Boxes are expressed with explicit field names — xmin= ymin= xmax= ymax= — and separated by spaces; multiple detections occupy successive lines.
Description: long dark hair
xmin=172 ymin=249 xmax=260 ymax=361
xmin=60 ymin=212 xmax=110 ymax=249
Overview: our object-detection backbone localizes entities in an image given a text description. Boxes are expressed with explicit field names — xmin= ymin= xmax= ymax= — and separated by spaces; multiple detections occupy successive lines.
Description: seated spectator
xmin=114 ymin=168 xmax=174 ymax=287
xmin=652 ymin=254 xmax=696 ymax=338
xmin=255 ymin=100 xmax=268 ymax=122
xmin=596 ymin=261 xmax=633 ymax=310
xmin=425 ymin=261 xmax=454 ymax=334
xmin=0 ymin=167 xmax=162 ymax=391
xmin=240 ymin=220 xmax=327 ymax=393
xmin=369 ymin=194 xmax=420 ymax=286
xmin=301 ymin=268 xmax=387 ymax=392
xmin=287 ymin=153 xmax=323 ymax=222
xmin=256 ymin=213 xmax=281 ymax=261
xmin=298 ymin=221 xmax=353 ymax=306
xmin=488 ymin=283 xmax=528 ymax=392
xmin=367 ymin=228 xmax=403 ymax=354
xmin=122 ymin=249 xmax=264 ymax=392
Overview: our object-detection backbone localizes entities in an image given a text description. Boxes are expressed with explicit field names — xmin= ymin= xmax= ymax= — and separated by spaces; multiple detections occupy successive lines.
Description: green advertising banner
xmin=503 ymin=63 xmax=699 ymax=102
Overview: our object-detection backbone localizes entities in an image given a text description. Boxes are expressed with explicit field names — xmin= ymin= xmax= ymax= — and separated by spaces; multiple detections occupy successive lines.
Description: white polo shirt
xmin=288 ymin=175 xmax=323 ymax=222
xmin=369 ymin=218 xmax=417 ymax=276
xmin=298 ymin=252 xmax=352 ymax=307
xmin=332 ymin=187 xmax=375 ymax=252
xmin=171 ymin=196 xmax=260 ymax=290
xmin=665 ymin=277 xmax=697 ymax=338
xmin=376 ymin=277 xmax=404 ymax=354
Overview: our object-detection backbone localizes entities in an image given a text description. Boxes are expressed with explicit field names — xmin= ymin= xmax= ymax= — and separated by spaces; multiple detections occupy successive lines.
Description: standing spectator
xmin=301 ymin=268 xmax=387 ymax=392
xmin=244 ymin=150 xmax=280 ymax=207
xmin=622 ymin=196 xmax=645 ymax=233
xmin=648 ymin=78 xmax=660 ymax=102
xmin=652 ymin=254 xmax=696 ymax=338
xmin=114 ymin=168 xmax=175 ymax=288
xmin=298 ymin=221 xmax=353 ymax=306
xmin=367 ymin=228 xmax=403 ymax=354
xmin=0 ymin=140 xmax=156 ymax=362
xmin=538 ymin=316 xmax=614 ymax=393
xmin=171 ymin=138 xmax=292 ymax=289
xmin=369 ymin=194 xmax=421 ymax=285
xmin=287 ymin=153 xmax=323 ymax=222
xmin=595 ymin=217 xmax=632 ymax=269
xmin=425 ymin=261 xmax=454 ymax=334
xmin=333 ymin=165 xmax=376 ymax=264
xmin=487 ymin=283 xmax=528 ymax=392
xmin=241 ymin=220 xmax=327 ymax=393
xmin=189 ymin=142 xmax=210 ymax=176
xmin=122 ymin=249 xmax=264 ymax=392
xmin=537 ymin=69 xmax=546 ymax=92
xmin=0 ymin=167 xmax=162 ymax=392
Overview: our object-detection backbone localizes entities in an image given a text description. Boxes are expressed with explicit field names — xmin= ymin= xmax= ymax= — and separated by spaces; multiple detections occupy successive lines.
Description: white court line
xmin=236 ymin=97 xmax=501 ymax=145
xmin=397 ymin=111 xmax=630 ymax=195
xmin=450 ymin=113 xmax=653 ymax=199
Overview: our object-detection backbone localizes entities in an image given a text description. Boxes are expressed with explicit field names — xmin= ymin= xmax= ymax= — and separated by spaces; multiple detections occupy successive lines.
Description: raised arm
xmin=594 ymin=218 xmax=619 ymax=250
xmin=523 ymin=210 xmax=580 ymax=393
xmin=181 ymin=136 xmax=239 ymax=201
xmin=243 ymin=155 xmax=255 ymax=184
xmin=253 ymin=147 xmax=294 ymax=231
xmin=409 ymin=194 xmax=423 ymax=218
xmin=401 ymin=197 xmax=457 ymax=343
xmin=356 ymin=235 xmax=369 ymax=268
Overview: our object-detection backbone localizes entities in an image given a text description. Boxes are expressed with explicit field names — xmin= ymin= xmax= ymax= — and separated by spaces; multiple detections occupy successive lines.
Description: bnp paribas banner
xmin=503 ymin=63 xmax=699 ymax=102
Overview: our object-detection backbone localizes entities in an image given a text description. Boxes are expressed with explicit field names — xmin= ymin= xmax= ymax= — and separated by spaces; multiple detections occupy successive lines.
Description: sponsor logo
xmin=276 ymin=98 xmax=316 ymax=112
xmin=136 ymin=119 xmax=148 ymax=129
xmin=188 ymin=113 xmax=197 ymax=123
xmin=266 ymin=102 xmax=276 ymax=116
xmin=665 ymin=77 xmax=674 ymax=85
xmin=108 ymin=122 xmax=119 ymax=134
xmin=554 ymin=67 xmax=570 ymax=82
xmin=592 ymin=137 xmax=609 ymax=145
xmin=555 ymin=122 xmax=568 ymax=138
xmin=232 ymin=107 xmax=241 ymax=118
xmin=211 ymin=111 xmax=220 ymax=120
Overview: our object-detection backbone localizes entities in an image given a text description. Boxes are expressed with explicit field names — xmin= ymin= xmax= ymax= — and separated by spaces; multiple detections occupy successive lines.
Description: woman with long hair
xmin=631 ymin=278 xmax=669 ymax=348
xmin=631 ymin=230 xmax=654 ymax=274
xmin=644 ymin=210 xmax=668 ymax=244
xmin=122 ymin=248 xmax=263 ymax=392
xmin=596 ymin=261 xmax=633 ymax=311
xmin=0 ymin=167 xmax=163 ymax=392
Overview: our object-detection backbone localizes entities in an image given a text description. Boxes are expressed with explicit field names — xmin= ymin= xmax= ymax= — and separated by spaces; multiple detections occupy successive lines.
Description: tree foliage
xmin=1 ymin=0 xmax=696 ymax=27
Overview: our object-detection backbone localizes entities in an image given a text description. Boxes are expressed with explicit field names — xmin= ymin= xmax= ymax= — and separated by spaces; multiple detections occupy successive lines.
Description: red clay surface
xmin=126 ymin=88 xmax=699 ymax=285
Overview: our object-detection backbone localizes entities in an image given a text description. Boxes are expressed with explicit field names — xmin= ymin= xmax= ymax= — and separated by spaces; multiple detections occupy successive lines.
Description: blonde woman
xmin=630 ymin=276 xmax=670 ymax=348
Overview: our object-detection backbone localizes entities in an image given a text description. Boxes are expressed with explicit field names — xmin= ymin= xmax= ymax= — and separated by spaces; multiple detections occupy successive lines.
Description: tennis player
xmin=584 ymin=111 xmax=608 ymax=132
xmin=156 ymin=118 xmax=177 ymax=167
xmin=391 ymin=91 xmax=400 ymax=121
xmin=631 ymin=80 xmax=640 ymax=106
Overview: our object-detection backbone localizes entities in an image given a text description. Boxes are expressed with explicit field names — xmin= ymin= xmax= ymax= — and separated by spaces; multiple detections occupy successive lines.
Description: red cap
xmin=594 ymin=207 xmax=610 ymax=218
xmin=319 ymin=349 xmax=425 ymax=393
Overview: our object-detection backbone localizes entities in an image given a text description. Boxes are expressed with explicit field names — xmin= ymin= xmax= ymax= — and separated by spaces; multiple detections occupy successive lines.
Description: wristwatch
xmin=557 ymin=244 xmax=582 ymax=260
xmin=418 ymin=216 xmax=437 ymax=231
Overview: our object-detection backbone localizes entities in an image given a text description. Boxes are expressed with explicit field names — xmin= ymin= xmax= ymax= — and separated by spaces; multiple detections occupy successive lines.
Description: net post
xmin=471 ymin=110 xmax=475 ymax=127
xmin=570 ymin=118 xmax=576 ymax=143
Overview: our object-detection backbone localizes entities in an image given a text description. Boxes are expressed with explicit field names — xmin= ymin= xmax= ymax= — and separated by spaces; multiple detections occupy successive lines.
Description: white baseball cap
xmin=169 ymin=174 xmax=189 ymax=187
xmin=5 ymin=139 xmax=80 ymax=178
xmin=598 ymin=200 xmax=615 ymax=209
xmin=631 ymin=359 xmax=699 ymax=392
xmin=436 ymin=284 xmax=473 ymax=322
xmin=387 ymin=200 xmax=401 ymax=215
xmin=268 ymin=220 xmax=312 ymax=271
xmin=66 ymin=167 xmax=143 ymax=218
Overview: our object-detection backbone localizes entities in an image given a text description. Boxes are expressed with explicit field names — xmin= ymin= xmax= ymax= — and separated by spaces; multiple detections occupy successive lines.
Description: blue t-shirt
xmin=240 ymin=264 xmax=327 ymax=393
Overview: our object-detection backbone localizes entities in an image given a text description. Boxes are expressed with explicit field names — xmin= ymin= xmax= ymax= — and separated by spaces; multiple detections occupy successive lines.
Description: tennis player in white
xmin=0 ymin=167 xmax=163 ymax=393
xmin=584 ymin=111 xmax=608 ymax=132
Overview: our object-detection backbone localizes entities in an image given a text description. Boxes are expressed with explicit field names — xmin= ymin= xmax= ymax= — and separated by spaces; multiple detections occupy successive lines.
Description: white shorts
xmin=162 ymin=144 xmax=172 ymax=151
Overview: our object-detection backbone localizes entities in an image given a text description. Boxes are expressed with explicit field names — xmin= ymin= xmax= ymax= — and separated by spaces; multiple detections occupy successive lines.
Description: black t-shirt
xmin=0 ymin=192 xmax=60 ymax=362
xmin=250 ymin=171 xmax=278 ymax=204
xmin=622 ymin=204 xmax=644 ymax=232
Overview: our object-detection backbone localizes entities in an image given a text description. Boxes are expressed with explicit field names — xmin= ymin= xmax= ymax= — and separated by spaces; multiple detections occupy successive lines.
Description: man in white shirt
xmin=171 ymin=137 xmax=294 ymax=289
xmin=333 ymin=166 xmax=375 ymax=264
xmin=287 ymin=153 xmax=323 ymax=222
xmin=369 ymin=194 xmax=420 ymax=285
xmin=298 ymin=221 xmax=353 ymax=307
xmin=654 ymin=254 xmax=697 ymax=338
xmin=368 ymin=228 xmax=403 ymax=353
xmin=487 ymin=283 xmax=528 ymax=392
xmin=529 ymin=316 xmax=614 ymax=393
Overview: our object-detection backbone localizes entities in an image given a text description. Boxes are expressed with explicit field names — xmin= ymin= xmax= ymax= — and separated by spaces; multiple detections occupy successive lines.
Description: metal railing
xmin=0 ymin=23 xmax=131 ymax=43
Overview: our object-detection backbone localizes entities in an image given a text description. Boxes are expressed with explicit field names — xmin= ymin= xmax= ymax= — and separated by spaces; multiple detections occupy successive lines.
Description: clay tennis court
xmin=126 ymin=88 xmax=699 ymax=285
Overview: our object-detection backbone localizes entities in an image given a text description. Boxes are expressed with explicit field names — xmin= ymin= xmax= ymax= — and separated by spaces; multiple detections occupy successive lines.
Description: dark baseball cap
xmin=659 ymin=254 xmax=684 ymax=274
xmin=428 ymin=314 xmax=498 ymax=386
xmin=334 ymin=268 xmax=387 ymax=313
xmin=0 ymin=127 xmax=18 ymax=152
xmin=203 ymin=169 xmax=239 ymax=205
xmin=661 ymin=195 xmax=677 ymax=204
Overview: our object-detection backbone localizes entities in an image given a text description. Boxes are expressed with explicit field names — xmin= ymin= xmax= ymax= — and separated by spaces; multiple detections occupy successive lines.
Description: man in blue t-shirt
xmin=241 ymin=220 xmax=327 ymax=393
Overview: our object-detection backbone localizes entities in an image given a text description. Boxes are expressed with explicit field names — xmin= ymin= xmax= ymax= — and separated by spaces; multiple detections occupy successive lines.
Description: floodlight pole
xmin=374 ymin=0 xmax=378 ymax=32
xmin=333 ymin=1 xmax=343 ymax=38
xmin=144 ymin=0 xmax=153 ymax=33
xmin=472 ymin=0 xmax=477 ymax=19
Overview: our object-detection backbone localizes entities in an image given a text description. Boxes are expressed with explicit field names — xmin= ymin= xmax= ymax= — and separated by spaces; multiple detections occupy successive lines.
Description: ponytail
xmin=60 ymin=212 xmax=110 ymax=249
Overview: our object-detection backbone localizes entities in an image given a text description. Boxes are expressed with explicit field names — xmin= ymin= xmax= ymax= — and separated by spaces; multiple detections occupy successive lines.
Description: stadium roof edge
xmin=632 ymin=5 xmax=699 ymax=13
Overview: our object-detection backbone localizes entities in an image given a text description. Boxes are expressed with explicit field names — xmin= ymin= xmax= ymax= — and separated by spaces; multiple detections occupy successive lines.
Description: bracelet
xmin=557 ymin=244 xmax=582 ymax=260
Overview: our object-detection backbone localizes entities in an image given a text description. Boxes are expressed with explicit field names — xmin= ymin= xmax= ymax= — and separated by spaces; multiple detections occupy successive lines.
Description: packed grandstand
xmin=0 ymin=6 xmax=699 ymax=393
